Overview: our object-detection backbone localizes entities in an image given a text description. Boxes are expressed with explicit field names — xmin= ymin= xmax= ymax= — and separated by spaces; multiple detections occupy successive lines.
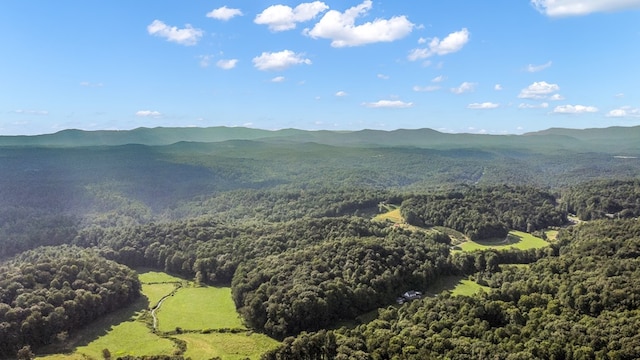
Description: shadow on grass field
xmin=37 ymin=295 xmax=152 ymax=359
xmin=457 ymin=230 xmax=549 ymax=252
xmin=425 ymin=275 xmax=490 ymax=297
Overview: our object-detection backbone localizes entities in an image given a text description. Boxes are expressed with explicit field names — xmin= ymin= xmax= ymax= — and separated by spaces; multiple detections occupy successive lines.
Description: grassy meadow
xmin=457 ymin=230 xmax=549 ymax=252
xmin=37 ymin=270 xmax=279 ymax=360
xmin=176 ymin=333 xmax=280 ymax=360
xmin=157 ymin=286 xmax=244 ymax=332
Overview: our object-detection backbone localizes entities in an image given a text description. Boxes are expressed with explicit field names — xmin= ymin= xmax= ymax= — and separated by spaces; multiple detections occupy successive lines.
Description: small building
xmin=396 ymin=290 xmax=422 ymax=304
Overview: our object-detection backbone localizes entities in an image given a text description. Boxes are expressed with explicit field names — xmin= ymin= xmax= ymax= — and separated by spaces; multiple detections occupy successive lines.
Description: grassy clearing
xmin=373 ymin=206 xmax=403 ymax=223
xmin=424 ymin=276 xmax=489 ymax=297
xmin=138 ymin=269 xmax=183 ymax=284
xmin=73 ymin=320 xmax=176 ymax=359
xmin=458 ymin=230 xmax=548 ymax=252
xmin=157 ymin=286 xmax=245 ymax=332
xmin=451 ymin=280 xmax=490 ymax=297
xmin=143 ymin=283 xmax=177 ymax=309
xmin=176 ymin=332 xmax=280 ymax=360
xmin=545 ymin=229 xmax=559 ymax=241
xmin=38 ymin=271 xmax=279 ymax=360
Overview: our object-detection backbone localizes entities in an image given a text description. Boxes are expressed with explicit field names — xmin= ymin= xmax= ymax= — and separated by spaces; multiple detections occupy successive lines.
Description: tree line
xmin=0 ymin=246 xmax=140 ymax=357
xmin=262 ymin=218 xmax=640 ymax=359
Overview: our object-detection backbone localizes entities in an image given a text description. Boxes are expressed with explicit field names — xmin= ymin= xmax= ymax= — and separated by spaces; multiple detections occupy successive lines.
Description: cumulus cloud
xmin=526 ymin=61 xmax=552 ymax=72
xmin=255 ymin=1 xmax=329 ymax=31
xmin=216 ymin=59 xmax=238 ymax=70
xmin=494 ymin=84 xmax=503 ymax=91
xmin=335 ymin=90 xmax=348 ymax=96
xmin=271 ymin=76 xmax=286 ymax=83
xmin=207 ymin=6 xmax=243 ymax=21
xmin=518 ymin=81 xmax=560 ymax=99
xmin=519 ymin=102 xmax=550 ymax=109
xmin=408 ymin=28 xmax=470 ymax=61
xmin=531 ymin=0 xmax=640 ymax=17
xmin=363 ymin=100 xmax=414 ymax=108
xmin=606 ymin=106 xmax=640 ymax=117
xmin=147 ymin=20 xmax=203 ymax=46
xmin=549 ymin=93 xmax=565 ymax=101
xmin=553 ymin=104 xmax=599 ymax=114
xmin=451 ymin=82 xmax=476 ymax=94
xmin=432 ymin=75 xmax=445 ymax=83
xmin=304 ymin=0 xmax=414 ymax=47
xmin=253 ymin=50 xmax=311 ymax=71
xmin=135 ymin=110 xmax=162 ymax=117
xmin=413 ymin=85 xmax=440 ymax=92
xmin=467 ymin=102 xmax=499 ymax=109
xmin=14 ymin=109 xmax=49 ymax=115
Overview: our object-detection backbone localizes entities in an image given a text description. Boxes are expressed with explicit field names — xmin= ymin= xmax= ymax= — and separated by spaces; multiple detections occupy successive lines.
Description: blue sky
xmin=1 ymin=0 xmax=640 ymax=135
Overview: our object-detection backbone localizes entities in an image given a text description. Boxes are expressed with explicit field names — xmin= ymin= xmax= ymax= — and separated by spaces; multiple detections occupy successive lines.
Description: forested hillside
xmin=1 ymin=127 xmax=639 ymax=359
xmin=263 ymin=218 xmax=640 ymax=359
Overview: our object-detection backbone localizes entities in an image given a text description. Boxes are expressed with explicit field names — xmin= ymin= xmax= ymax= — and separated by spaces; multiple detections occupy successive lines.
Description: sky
xmin=1 ymin=0 xmax=640 ymax=135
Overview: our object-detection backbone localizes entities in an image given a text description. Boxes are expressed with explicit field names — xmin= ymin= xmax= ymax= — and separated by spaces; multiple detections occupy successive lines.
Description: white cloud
xmin=418 ymin=37 xmax=427 ymax=44
xmin=432 ymin=75 xmax=445 ymax=83
xmin=304 ymin=0 xmax=414 ymax=47
xmin=135 ymin=110 xmax=162 ymax=117
xmin=271 ymin=76 xmax=286 ymax=83
xmin=531 ymin=0 xmax=640 ymax=17
xmin=252 ymin=50 xmax=311 ymax=71
xmin=553 ymin=104 xmax=599 ymax=114
xmin=615 ymin=93 xmax=625 ymax=98
xmin=335 ymin=90 xmax=348 ymax=96
xmin=377 ymin=74 xmax=389 ymax=80
xmin=467 ymin=102 xmax=499 ymax=109
xmin=518 ymin=81 xmax=560 ymax=99
xmin=207 ymin=6 xmax=243 ymax=21
xmin=526 ymin=61 xmax=552 ymax=72
xmin=606 ymin=106 xmax=640 ymax=117
xmin=494 ymin=84 xmax=503 ymax=91
xmin=255 ymin=2 xmax=329 ymax=31
xmin=549 ymin=93 xmax=565 ymax=101
xmin=408 ymin=28 xmax=470 ymax=61
xmin=199 ymin=55 xmax=213 ymax=68
xmin=147 ymin=20 xmax=203 ymax=46
xmin=518 ymin=102 xmax=549 ymax=109
xmin=363 ymin=100 xmax=414 ymax=108
xmin=14 ymin=109 xmax=49 ymax=115
xmin=413 ymin=85 xmax=440 ymax=92
xmin=451 ymin=82 xmax=476 ymax=94
xmin=216 ymin=59 xmax=238 ymax=70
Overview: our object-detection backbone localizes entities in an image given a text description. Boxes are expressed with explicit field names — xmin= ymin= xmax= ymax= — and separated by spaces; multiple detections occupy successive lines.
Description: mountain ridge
xmin=1 ymin=125 xmax=639 ymax=154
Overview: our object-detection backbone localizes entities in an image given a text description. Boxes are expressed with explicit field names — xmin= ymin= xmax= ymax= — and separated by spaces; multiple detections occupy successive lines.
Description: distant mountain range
xmin=1 ymin=126 xmax=639 ymax=154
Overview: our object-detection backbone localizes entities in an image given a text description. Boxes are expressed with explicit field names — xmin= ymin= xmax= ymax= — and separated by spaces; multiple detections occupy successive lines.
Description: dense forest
xmin=401 ymin=185 xmax=566 ymax=240
xmin=1 ymin=126 xmax=640 ymax=359
xmin=0 ymin=246 xmax=140 ymax=357
xmin=263 ymin=218 xmax=640 ymax=359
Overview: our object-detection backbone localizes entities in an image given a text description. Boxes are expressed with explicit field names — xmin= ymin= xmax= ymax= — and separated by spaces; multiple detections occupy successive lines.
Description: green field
xmin=157 ymin=286 xmax=245 ymax=332
xmin=176 ymin=332 xmax=280 ymax=360
xmin=425 ymin=275 xmax=489 ymax=297
xmin=74 ymin=320 xmax=176 ymax=359
xmin=138 ymin=269 xmax=184 ymax=284
xmin=373 ymin=206 xmax=403 ymax=223
xmin=143 ymin=283 xmax=177 ymax=309
xmin=37 ymin=271 xmax=279 ymax=360
xmin=458 ymin=230 xmax=549 ymax=252
xmin=450 ymin=280 xmax=490 ymax=297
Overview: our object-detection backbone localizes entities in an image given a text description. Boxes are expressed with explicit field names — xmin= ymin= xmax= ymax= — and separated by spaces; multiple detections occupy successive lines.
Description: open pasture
xmin=458 ymin=230 xmax=548 ymax=252
xmin=156 ymin=286 xmax=245 ymax=332
xmin=425 ymin=275 xmax=489 ymax=297
xmin=176 ymin=332 xmax=280 ymax=360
